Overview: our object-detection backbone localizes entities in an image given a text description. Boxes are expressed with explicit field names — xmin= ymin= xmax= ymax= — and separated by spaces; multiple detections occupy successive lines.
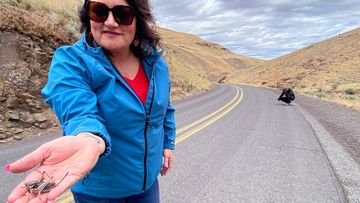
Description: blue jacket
xmin=41 ymin=34 xmax=176 ymax=198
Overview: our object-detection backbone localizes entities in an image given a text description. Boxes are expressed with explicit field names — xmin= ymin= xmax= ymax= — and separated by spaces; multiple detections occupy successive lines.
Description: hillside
xmin=228 ymin=27 xmax=360 ymax=110
xmin=159 ymin=28 xmax=259 ymax=97
xmin=0 ymin=2 xmax=256 ymax=143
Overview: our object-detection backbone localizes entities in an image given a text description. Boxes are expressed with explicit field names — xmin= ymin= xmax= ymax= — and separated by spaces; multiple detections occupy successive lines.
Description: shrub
xmin=316 ymin=92 xmax=326 ymax=98
xmin=345 ymin=95 xmax=356 ymax=101
xmin=5 ymin=0 xmax=20 ymax=6
xmin=345 ymin=88 xmax=355 ymax=95
xmin=23 ymin=2 xmax=31 ymax=10
xmin=331 ymin=81 xmax=339 ymax=90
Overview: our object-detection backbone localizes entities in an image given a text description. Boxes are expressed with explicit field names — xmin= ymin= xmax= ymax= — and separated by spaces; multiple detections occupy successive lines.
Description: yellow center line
xmin=176 ymin=87 xmax=243 ymax=144
xmin=176 ymin=87 xmax=240 ymax=134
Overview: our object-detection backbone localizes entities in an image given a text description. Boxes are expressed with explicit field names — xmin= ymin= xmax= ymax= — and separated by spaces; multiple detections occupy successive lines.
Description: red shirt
xmin=123 ymin=63 xmax=149 ymax=104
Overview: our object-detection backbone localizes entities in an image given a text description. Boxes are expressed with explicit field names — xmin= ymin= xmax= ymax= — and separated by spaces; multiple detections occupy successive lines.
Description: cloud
xmin=152 ymin=0 xmax=360 ymax=59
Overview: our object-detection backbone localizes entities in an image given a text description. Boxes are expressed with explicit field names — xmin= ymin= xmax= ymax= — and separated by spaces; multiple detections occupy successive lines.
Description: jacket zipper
xmin=142 ymin=81 xmax=155 ymax=191
xmin=102 ymin=50 xmax=159 ymax=192
xmin=141 ymin=55 xmax=160 ymax=192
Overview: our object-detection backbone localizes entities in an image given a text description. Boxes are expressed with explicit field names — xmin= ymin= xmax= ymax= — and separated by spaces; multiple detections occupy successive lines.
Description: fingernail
xmin=165 ymin=162 xmax=168 ymax=168
xmin=5 ymin=164 xmax=11 ymax=173
xmin=47 ymin=201 xmax=54 ymax=203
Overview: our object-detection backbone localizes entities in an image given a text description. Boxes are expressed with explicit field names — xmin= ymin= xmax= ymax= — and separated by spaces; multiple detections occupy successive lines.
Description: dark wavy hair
xmin=79 ymin=0 xmax=161 ymax=57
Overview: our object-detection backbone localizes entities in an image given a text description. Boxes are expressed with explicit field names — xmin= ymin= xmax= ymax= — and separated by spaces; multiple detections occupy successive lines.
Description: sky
xmin=151 ymin=0 xmax=360 ymax=60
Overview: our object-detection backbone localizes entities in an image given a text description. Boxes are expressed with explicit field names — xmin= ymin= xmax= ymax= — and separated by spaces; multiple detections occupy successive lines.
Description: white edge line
xmin=297 ymin=106 xmax=360 ymax=202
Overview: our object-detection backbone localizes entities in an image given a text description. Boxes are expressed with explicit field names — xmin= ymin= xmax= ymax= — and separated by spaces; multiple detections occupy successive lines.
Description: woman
xmin=6 ymin=0 xmax=176 ymax=202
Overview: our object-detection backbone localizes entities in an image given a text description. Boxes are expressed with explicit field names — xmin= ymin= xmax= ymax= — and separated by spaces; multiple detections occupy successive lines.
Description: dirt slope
xmin=159 ymin=28 xmax=260 ymax=97
xmin=228 ymin=27 xmax=360 ymax=110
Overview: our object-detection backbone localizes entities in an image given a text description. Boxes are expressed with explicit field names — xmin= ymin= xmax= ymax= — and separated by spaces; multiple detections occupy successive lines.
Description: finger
xmin=9 ymin=170 xmax=77 ymax=203
xmin=160 ymin=163 xmax=166 ymax=176
xmin=28 ymin=193 xmax=47 ymax=203
xmin=8 ymin=170 xmax=43 ymax=203
xmin=46 ymin=173 xmax=83 ymax=201
xmin=13 ymin=194 xmax=34 ymax=203
xmin=164 ymin=156 xmax=169 ymax=168
xmin=161 ymin=167 xmax=169 ymax=176
xmin=9 ymin=146 xmax=47 ymax=173
xmin=168 ymin=153 xmax=173 ymax=169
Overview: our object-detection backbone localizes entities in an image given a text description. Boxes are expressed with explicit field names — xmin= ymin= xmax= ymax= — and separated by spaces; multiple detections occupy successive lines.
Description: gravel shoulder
xmin=293 ymin=93 xmax=360 ymax=166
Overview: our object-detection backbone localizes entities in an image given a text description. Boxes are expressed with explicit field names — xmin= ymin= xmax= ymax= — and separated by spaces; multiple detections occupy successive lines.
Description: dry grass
xmin=158 ymin=28 xmax=262 ymax=99
xmin=159 ymin=28 xmax=260 ymax=97
xmin=0 ymin=0 xmax=82 ymax=37
xmin=228 ymin=28 xmax=360 ymax=111
xmin=0 ymin=3 xmax=73 ymax=46
xmin=0 ymin=0 xmax=81 ymax=16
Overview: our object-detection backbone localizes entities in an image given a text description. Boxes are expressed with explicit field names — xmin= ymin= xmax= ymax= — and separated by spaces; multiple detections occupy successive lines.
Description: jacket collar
xmin=143 ymin=47 xmax=163 ymax=67
xmin=76 ymin=32 xmax=104 ymax=56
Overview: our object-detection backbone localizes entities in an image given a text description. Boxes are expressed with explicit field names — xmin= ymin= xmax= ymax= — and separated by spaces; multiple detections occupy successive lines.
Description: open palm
xmin=7 ymin=135 xmax=103 ymax=203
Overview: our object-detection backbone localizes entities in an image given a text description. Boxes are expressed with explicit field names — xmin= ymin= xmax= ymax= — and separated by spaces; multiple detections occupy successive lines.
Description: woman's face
xmin=89 ymin=0 xmax=136 ymax=53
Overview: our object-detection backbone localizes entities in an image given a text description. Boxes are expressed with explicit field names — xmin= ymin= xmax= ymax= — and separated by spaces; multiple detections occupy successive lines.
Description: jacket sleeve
xmin=41 ymin=47 xmax=111 ymax=156
xmin=162 ymin=57 xmax=176 ymax=149
xmin=163 ymin=101 xmax=176 ymax=150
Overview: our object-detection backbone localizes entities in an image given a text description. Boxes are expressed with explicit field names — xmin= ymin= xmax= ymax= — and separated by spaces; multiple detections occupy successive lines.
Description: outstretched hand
xmin=6 ymin=133 xmax=105 ymax=203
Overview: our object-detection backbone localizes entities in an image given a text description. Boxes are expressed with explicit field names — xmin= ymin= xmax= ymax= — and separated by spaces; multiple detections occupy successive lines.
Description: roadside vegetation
xmin=1 ymin=0 xmax=81 ymax=37
xmin=228 ymin=28 xmax=360 ymax=111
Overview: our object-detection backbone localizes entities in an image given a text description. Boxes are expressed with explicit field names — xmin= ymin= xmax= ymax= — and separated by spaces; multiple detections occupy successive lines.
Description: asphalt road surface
xmin=1 ymin=84 xmax=359 ymax=202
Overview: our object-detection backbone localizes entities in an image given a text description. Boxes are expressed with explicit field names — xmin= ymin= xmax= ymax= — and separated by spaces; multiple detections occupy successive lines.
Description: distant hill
xmin=228 ymin=27 xmax=360 ymax=110
xmin=159 ymin=28 xmax=259 ymax=98
xmin=0 ymin=1 xmax=257 ymax=143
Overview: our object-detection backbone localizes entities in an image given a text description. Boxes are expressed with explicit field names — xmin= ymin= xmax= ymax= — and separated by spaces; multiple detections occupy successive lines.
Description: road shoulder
xmin=295 ymin=97 xmax=360 ymax=202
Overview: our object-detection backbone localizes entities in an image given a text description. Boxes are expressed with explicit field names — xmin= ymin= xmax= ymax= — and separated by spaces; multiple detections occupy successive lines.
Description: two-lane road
xmin=160 ymin=84 xmax=346 ymax=202
xmin=1 ymin=84 xmax=358 ymax=202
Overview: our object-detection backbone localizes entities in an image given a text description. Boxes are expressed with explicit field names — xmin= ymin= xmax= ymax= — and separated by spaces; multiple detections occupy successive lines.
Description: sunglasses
xmin=88 ymin=1 xmax=135 ymax=25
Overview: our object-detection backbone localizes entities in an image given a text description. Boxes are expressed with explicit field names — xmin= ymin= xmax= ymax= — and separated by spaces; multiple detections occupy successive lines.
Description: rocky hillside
xmin=0 ymin=3 xmax=256 ymax=143
xmin=0 ymin=4 xmax=76 ymax=143
xmin=228 ymin=27 xmax=360 ymax=110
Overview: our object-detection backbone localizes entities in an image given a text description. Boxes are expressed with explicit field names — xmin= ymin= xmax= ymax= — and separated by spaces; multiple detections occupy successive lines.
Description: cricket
xmin=23 ymin=171 xmax=69 ymax=196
